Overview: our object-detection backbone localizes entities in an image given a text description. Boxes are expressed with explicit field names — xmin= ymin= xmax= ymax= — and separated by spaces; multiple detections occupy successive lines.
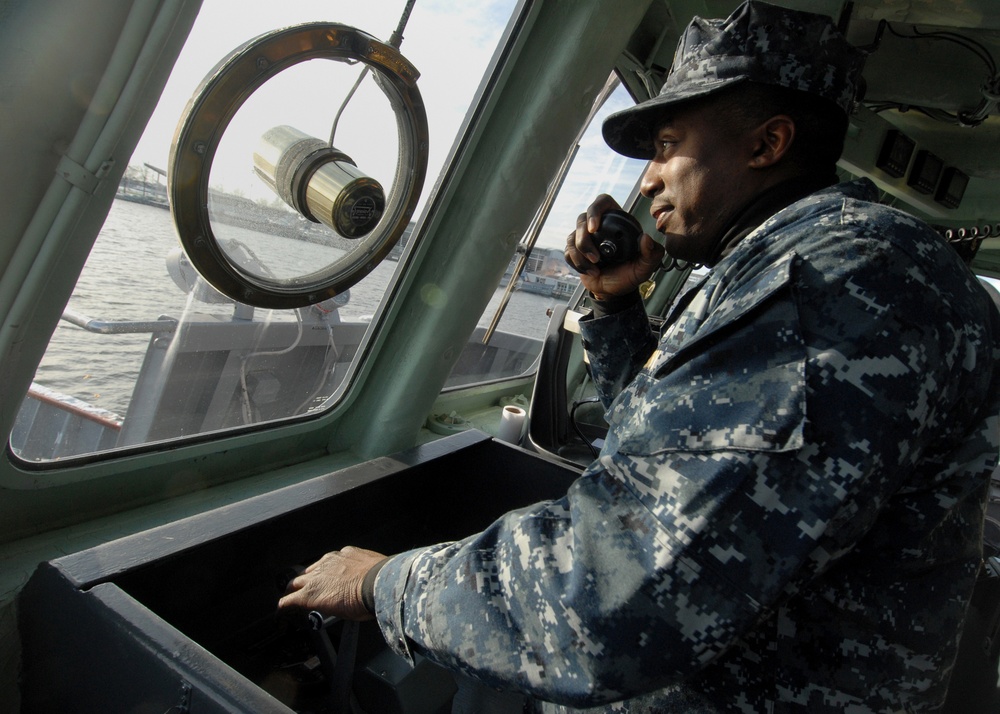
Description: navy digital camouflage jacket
xmin=373 ymin=179 xmax=1000 ymax=712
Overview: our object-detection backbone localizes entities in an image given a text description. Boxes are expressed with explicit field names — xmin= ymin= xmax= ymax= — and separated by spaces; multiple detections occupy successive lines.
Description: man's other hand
xmin=278 ymin=546 xmax=386 ymax=621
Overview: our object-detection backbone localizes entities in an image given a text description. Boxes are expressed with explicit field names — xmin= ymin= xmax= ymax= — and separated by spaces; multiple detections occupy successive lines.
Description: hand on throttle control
xmin=278 ymin=546 xmax=386 ymax=621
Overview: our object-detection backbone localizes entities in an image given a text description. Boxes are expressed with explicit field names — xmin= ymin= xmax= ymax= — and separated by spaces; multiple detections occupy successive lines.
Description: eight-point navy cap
xmin=603 ymin=0 xmax=866 ymax=159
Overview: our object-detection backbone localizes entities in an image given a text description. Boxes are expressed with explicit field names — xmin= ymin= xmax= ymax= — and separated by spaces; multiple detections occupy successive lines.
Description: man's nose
xmin=640 ymin=160 xmax=663 ymax=198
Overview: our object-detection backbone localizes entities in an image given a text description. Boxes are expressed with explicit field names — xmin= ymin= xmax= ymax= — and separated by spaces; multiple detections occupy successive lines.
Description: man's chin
xmin=662 ymin=239 xmax=708 ymax=266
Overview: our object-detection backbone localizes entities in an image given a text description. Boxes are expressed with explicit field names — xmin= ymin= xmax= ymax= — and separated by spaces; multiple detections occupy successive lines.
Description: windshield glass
xmin=11 ymin=0 xmax=520 ymax=463
xmin=444 ymin=81 xmax=648 ymax=388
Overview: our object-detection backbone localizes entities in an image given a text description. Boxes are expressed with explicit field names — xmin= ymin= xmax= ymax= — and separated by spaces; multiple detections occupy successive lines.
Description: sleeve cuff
xmin=589 ymin=289 xmax=642 ymax=318
xmin=360 ymin=556 xmax=391 ymax=614
xmin=372 ymin=545 xmax=448 ymax=665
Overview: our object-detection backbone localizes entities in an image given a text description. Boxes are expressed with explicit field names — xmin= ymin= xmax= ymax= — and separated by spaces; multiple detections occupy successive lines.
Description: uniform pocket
xmin=609 ymin=256 xmax=806 ymax=456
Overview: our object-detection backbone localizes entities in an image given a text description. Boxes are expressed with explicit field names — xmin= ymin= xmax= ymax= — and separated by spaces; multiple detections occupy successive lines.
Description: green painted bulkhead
xmin=0 ymin=0 xmax=655 ymax=707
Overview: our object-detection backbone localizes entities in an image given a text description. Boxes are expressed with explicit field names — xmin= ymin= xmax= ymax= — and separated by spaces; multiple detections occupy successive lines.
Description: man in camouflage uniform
xmin=280 ymin=2 xmax=1000 ymax=711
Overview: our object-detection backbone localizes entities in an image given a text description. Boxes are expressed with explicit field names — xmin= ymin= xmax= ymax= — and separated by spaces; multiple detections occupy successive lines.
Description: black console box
xmin=19 ymin=431 xmax=580 ymax=713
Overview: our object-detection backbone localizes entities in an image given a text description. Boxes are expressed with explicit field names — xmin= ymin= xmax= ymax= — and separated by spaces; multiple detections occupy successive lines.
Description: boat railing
xmin=14 ymin=383 xmax=123 ymax=461
xmin=61 ymin=309 xmax=178 ymax=335
xmin=17 ymin=311 xmax=548 ymax=461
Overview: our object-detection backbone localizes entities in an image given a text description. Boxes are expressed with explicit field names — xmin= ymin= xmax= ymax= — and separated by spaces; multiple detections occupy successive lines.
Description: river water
xmin=31 ymin=199 xmax=569 ymax=416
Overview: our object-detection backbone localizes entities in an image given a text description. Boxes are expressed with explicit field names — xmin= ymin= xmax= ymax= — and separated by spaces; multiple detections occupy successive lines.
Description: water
xmin=32 ymin=199 xmax=567 ymax=416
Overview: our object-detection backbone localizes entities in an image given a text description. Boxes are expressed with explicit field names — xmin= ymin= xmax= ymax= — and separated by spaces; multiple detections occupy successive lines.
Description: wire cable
xmin=328 ymin=0 xmax=417 ymax=147
xmin=571 ymin=397 xmax=602 ymax=459
xmin=868 ymin=22 xmax=999 ymax=128
xmin=888 ymin=24 xmax=997 ymax=76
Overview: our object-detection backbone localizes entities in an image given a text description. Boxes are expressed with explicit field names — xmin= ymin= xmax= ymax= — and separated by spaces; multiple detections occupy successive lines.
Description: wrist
xmin=589 ymin=289 xmax=641 ymax=318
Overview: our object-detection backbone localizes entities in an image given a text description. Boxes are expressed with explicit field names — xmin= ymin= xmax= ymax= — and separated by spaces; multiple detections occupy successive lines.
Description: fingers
xmin=585 ymin=194 xmax=620 ymax=234
xmin=278 ymin=571 xmax=370 ymax=621
xmin=277 ymin=579 xmax=309 ymax=611
xmin=565 ymin=195 xmax=624 ymax=276
xmin=636 ymin=232 xmax=665 ymax=278
xmin=278 ymin=547 xmax=386 ymax=621
xmin=565 ymin=195 xmax=665 ymax=299
xmin=565 ymin=217 xmax=597 ymax=276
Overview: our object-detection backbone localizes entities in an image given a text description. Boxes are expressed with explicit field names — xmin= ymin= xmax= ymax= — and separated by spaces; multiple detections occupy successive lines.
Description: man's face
xmin=641 ymin=101 xmax=761 ymax=265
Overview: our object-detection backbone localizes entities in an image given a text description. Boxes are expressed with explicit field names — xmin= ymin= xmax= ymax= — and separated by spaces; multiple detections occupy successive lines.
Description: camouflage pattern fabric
xmin=603 ymin=1 xmax=866 ymax=159
xmin=373 ymin=179 xmax=1000 ymax=712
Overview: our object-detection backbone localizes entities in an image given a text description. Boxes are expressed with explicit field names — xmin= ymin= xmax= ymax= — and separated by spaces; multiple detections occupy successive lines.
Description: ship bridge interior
xmin=1 ymin=0 xmax=1000 ymax=712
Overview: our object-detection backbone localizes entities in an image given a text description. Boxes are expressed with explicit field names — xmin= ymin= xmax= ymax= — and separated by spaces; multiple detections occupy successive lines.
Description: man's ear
xmin=749 ymin=115 xmax=795 ymax=168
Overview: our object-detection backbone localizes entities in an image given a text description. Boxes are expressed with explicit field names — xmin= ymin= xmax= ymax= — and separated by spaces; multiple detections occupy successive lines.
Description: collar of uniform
xmin=707 ymin=174 xmax=837 ymax=267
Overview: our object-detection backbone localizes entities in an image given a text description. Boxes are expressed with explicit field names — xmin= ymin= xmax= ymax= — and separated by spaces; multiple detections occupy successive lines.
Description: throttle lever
xmin=309 ymin=610 xmax=359 ymax=714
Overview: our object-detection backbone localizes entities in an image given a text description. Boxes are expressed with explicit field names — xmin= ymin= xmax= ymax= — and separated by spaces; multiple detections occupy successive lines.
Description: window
xmin=444 ymin=80 xmax=648 ymax=388
xmin=11 ymin=0 xmax=520 ymax=462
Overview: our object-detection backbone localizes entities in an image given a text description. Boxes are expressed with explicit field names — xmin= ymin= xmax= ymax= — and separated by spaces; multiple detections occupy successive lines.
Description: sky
xmin=131 ymin=0 xmax=645 ymax=250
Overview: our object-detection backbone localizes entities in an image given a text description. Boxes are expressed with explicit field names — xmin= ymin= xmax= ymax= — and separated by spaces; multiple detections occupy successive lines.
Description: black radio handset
xmin=593 ymin=209 xmax=642 ymax=268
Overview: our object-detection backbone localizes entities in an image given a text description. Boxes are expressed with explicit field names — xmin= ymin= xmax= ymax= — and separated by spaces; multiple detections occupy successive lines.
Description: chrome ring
xmin=169 ymin=23 xmax=428 ymax=309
